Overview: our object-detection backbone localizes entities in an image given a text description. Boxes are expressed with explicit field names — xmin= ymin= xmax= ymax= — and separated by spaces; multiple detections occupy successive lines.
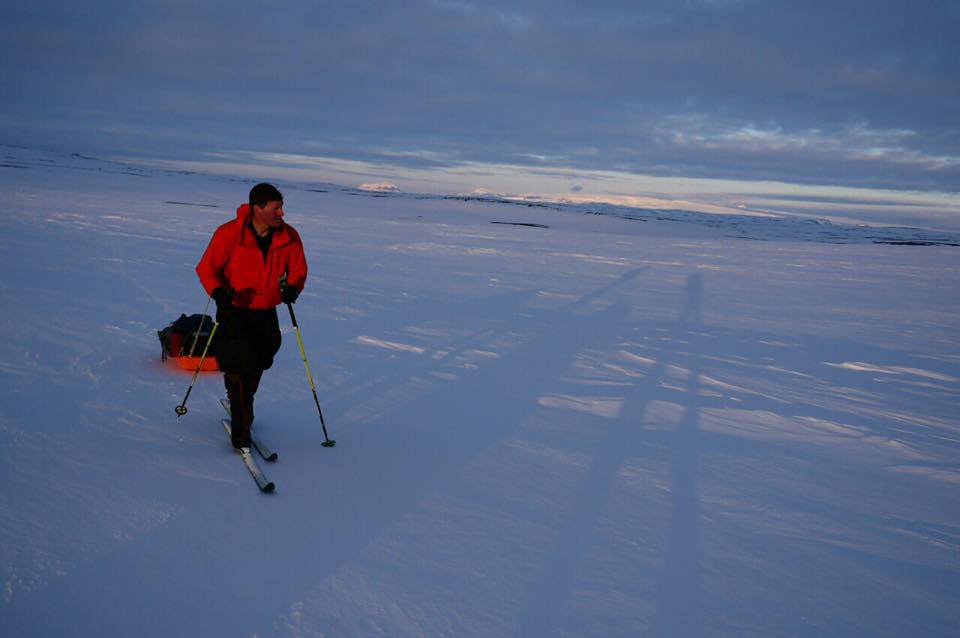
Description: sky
xmin=2 ymin=1 xmax=958 ymax=225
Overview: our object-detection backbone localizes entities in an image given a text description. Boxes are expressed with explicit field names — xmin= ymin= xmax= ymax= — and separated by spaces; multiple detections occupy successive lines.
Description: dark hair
xmin=249 ymin=183 xmax=283 ymax=209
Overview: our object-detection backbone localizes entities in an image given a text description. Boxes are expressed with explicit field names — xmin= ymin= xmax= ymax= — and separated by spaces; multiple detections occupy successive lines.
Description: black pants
xmin=218 ymin=307 xmax=282 ymax=438
xmin=224 ymin=369 xmax=263 ymax=439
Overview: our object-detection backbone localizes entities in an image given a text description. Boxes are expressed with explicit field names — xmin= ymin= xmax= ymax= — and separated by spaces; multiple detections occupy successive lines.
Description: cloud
xmin=429 ymin=0 xmax=475 ymax=14
xmin=1 ymin=0 xmax=957 ymax=197
xmin=358 ymin=181 xmax=401 ymax=193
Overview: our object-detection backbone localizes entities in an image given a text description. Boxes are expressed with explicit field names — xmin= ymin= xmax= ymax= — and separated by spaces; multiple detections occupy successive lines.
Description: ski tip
xmin=262 ymin=482 xmax=276 ymax=493
xmin=266 ymin=452 xmax=279 ymax=462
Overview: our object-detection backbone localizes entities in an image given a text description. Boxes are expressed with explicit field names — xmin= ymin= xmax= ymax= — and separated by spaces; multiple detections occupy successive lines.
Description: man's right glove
xmin=212 ymin=287 xmax=235 ymax=323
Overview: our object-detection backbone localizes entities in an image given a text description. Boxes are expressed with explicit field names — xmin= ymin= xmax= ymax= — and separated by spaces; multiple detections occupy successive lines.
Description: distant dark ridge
xmin=572 ymin=202 xmax=960 ymax=247
xmin=440 ymin=195 xmax=562 ymax=211
xmin=873 ymin=240 xmax=960 ymax=247
xmin=491 ymin=221 xmax=549 ymax=229
xmin=166 ymin=201 xmax=221 ymax=208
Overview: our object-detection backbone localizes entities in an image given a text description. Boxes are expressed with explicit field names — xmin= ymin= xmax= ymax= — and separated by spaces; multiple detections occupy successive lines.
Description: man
xmin=196 ymin=183 xmax=307 ymax=449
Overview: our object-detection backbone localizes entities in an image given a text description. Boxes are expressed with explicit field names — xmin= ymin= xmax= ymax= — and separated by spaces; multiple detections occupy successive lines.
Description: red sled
xmin=158 ymin=314 xmax=220 ymax=372
xmin=171 ymin=354 xmax=220 ymax=372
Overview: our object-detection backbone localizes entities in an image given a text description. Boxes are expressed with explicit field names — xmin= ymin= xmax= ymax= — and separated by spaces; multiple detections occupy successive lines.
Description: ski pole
xmin=282 ymin=274 xmax=336 ymax=447
xmin=187 ymin=296 xmax=213 ymax=357
xmin=175 ymin=321 xmax=219 ymax=417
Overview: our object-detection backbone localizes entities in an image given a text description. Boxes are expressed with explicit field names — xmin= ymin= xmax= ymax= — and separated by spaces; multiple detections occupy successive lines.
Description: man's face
xmin=253 ymin=200 xmax=285 ymax=229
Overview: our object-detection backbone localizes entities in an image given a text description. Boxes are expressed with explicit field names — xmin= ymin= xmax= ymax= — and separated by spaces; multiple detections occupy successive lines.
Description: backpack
xmin=158 ymin=314 xmax=218 ymax=361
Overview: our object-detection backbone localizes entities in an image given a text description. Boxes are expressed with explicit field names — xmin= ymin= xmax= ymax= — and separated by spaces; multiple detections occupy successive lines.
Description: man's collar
xmin=247 ymin=218 xmax=273 ymax=238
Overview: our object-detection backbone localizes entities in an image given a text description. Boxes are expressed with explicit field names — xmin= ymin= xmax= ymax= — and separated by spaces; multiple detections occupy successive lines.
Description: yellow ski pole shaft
xmin=175 ymin=321 xmax=218 ymax=417
xmin=286 ymin=301 xmax=336 ymax=447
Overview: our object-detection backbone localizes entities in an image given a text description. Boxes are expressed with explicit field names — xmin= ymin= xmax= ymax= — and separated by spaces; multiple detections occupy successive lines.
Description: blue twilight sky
xmin=2 ymin=1 xmax=958 ymax=224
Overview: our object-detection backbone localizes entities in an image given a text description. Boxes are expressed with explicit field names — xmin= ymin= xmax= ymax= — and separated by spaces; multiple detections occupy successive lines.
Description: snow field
xmin=0 ymin=149 xmax=958 ymax=636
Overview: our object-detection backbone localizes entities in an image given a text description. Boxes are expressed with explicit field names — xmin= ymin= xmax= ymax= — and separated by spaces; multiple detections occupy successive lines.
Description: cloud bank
xmin=1 ymin=1 xmax=957 ymax=200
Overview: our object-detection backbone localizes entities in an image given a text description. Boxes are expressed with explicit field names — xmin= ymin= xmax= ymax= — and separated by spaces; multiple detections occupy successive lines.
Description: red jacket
xmin=197 ymin=204 xmax=308 ymax=309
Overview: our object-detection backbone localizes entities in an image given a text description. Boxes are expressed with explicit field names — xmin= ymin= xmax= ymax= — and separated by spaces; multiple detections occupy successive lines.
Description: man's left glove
xmin=280 ymin=282 xmax=300 ymax=305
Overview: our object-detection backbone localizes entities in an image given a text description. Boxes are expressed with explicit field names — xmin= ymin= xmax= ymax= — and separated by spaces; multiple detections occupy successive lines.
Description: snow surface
xmin=1 ymin=146 xmax=959 ymax=637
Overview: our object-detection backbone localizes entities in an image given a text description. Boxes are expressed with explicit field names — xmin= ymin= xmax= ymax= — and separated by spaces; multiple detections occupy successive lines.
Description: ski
xmin=219 ymin=398 xmax=278 ymax=462
xmin=222 ymin=419 xmax=275 ymax=493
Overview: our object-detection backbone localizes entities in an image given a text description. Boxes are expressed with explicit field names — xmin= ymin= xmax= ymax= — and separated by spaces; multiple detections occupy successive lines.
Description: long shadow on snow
xmin=515 ymin=272 xmax=706 ymax=637
xmin=285 ymin=269 xmax=960 ymax=636
xmin=511 ymin=272 xmax=960 ymax=636
xmin=223 ymin=267 xmax=649 ymax=635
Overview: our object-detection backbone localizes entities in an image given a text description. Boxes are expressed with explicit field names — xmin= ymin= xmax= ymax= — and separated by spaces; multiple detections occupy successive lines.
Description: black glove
xmin=212 ymin=287 xmax=235 ymax=323
xmin=280 ymin=282 xmax=300 ymax=304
